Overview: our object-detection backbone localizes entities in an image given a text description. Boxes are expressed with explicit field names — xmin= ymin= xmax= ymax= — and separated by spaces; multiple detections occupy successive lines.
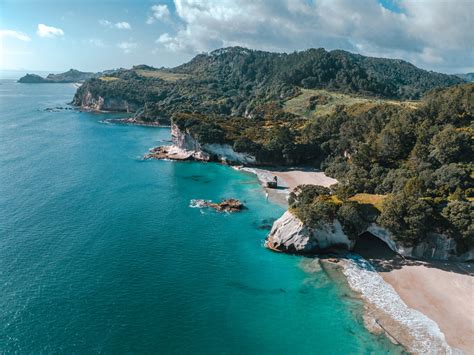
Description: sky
xmin=0 ymin=0 xmax=473 ymax=74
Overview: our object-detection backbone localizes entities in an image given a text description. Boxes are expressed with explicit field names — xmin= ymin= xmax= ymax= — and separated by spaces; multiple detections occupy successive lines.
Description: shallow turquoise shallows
xmin=0 ymin=80 xmax=401 ymax=354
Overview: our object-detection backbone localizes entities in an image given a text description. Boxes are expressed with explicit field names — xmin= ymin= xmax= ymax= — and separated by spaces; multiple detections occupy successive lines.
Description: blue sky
xmin=1 ymin=0 xmax=473 ymax=73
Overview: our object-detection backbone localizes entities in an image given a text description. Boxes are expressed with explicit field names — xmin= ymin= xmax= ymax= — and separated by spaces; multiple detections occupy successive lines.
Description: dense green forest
xmin=73 ymin=47 xmax=472 ymax=253
xmin=74 ymin=47 xmax=463 ymax=119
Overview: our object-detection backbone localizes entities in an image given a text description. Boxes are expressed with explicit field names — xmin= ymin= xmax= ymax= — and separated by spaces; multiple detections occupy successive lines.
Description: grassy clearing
xmin=135 ymin=69 xmax=190 ymax=82
xmin=99 ymin=76 xmax=119 ymax=81
xmin=349 ymin=193 xmax=387 ymax=211
xmin=284 ymin=88 xmax=419 ymax=119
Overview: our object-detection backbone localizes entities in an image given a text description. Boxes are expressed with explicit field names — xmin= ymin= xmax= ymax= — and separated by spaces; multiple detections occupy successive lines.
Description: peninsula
xmin=18 ymin=69 xmax=98 ymax=83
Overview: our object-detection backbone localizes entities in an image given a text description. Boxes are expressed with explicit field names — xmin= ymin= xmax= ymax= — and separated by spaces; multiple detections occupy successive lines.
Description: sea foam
xmin=342 ymin=255 xmax=456 ymax=354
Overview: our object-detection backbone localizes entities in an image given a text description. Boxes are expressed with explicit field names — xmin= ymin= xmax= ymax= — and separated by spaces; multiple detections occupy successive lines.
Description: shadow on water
xmin=226 ymin=281 xmax=286 ymax=295
xmin=182 ymin=175 xmax=212 ymax=184
xmin=252 ymin=217 xmax=277 ymax=231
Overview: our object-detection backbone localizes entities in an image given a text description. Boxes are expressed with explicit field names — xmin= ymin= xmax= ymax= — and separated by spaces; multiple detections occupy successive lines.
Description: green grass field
xmin=99 ymin=76 xmax=120 ymax=81
xmin=284 ymin=88 xmax=419 ymax=119
xmin=135 ymin=69 xmax=190 ymax=82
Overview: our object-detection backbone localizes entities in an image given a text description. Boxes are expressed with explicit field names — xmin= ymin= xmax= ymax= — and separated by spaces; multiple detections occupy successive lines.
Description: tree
xmin=377 ymin=194 xmax=432 ymax=246
xmin=430 ymin=125 xmax=472 ymax=164
xmin=337 ymin=202 xmax=369 ymax=239
xmin=233 ymin=137 xmax=259 ymax=154
xmin=289 ymin=185 xmax=331 ymax=207
xmin=442 ymin=201 xmax=474 ymax=253
xmin=433 ymin=164 xmax=470 ymax=195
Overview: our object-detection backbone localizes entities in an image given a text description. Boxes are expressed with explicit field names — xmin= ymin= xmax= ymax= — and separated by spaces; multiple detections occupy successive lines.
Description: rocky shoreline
xmin=189 ymin=199 xmax=244 ymax=212
xmin=102 ymin=117 xmax=170 ymax=127
xmin=145 ymin=145 xmax=211 ymax=161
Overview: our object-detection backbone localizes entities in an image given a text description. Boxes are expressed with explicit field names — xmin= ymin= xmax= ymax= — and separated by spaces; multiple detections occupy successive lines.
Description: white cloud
xmin=117 ymin=41 xmax=137 ymax=53
xmin=99 ymin=20 xmax=132 ymax=30
xmin=156 ymin=32 xmax=184 ymax=51
xmin=99 ymin=19 xmax=113 ymax=27
xmin=147 ymin=4 xmax=170 ymax=24
xmin=0 ymin=30 xmax=31 ymax=41
xmin=115 ymin=22 xmax=131 ymax=30
xmin=155 ymin=0 xmax=473 ymax=72
xmin=36 ymin=24 xmax=64 ymax=38
xmin=88 ymin=38 xmax=105 ymax=47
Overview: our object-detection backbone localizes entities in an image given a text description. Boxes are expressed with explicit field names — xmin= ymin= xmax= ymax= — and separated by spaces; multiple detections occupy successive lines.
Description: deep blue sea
xmin=0 ymin=80 xmax=401 ymax=353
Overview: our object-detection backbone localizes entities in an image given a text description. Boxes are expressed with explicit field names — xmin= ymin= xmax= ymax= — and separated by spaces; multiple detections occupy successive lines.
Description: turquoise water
xmin=0 ymin=80 xmax=400 ymax=353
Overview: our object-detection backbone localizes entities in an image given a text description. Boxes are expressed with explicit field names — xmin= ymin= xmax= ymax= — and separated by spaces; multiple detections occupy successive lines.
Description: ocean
xmin=0 ymin=80 xmax=402 ymax=353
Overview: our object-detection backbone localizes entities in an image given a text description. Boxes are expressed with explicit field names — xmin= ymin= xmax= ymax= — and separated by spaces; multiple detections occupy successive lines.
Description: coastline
xmin=144 ymin=137 xmax=471 ymax=353
xmin=335 ymin=256 xmax=454 ymax=354
xmin=379 ymin=261 xmax=474 ymax=354
xmin=240 ymin=165 xmax=472 ymax=353
xmin=235 ymin=166 xmax=338 ymax=206
xmin=102 ymin=117 xmax=170 ymax=127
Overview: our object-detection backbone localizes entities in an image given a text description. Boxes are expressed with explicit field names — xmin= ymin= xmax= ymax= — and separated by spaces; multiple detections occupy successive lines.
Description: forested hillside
xmin=74 ymin=47 xmax=463 ymax=120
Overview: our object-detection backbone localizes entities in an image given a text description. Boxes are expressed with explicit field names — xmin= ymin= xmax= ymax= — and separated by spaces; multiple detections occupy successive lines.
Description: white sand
xmin=380 ymin=263 xmax=474 ymax=354
xmin=238 ymin=167 xmax=337 ymax=191
xmin=271 ymin=169 xmax=338 ymax=190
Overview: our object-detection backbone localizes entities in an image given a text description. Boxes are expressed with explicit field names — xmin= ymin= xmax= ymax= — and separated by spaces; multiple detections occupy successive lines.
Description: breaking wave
xmin=189 ymin=199 xmax=211 ymax=208
xmin=342 ymin=255 xmax=455 ymax=354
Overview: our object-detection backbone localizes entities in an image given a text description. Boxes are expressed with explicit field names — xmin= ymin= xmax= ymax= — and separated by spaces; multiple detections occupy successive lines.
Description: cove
xmin=0 ymin=80 xmax=402 ymax=353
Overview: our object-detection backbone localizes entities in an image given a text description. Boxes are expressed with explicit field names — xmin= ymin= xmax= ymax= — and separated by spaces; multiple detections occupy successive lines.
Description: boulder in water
xmin=190 ymin=198 xmax=244 ymax=212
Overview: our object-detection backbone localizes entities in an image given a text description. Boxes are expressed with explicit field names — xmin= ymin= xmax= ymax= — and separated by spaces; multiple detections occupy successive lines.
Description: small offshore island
xmin=30 ymin=46 xmax=473 ymax=353
xmin=18 ymin=69 xmax=98 ymax=83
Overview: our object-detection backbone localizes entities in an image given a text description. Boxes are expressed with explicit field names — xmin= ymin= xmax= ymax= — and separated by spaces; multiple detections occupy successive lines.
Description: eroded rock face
xmin=172 ymin=124 xmax=256 ymax=164
xmin=268 ymin=213 xmax=473 ymax=261
xmin=145 ymin=145 xmax=210 ymax=161
xmin=75 ymin=89 xmax=140 ymax=112
xmin=367 ymin=224 xmax=473 ymax=261
xmin=266 ymin=211 xmax=352 ymax=253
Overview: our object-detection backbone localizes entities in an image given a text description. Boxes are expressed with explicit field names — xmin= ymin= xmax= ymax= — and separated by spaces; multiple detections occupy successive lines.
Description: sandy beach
xmin=239 ymin=166 xmax=337 ymax=191
xmin=354 ymin=232 xmax=474 ymax=354
xmin=379 ymin=262 xmax=474 ymax=354
xmin=271 ymin=169 xmax=338 ymax=190
xmin=237 ymin=166 xmax=338 ymax=206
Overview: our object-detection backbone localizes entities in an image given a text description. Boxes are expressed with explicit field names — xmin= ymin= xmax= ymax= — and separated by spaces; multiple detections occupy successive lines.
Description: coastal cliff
xmin=267 ymin=210 xmax=473 ymax=261
xmin=147 ymin=123 xmax=256 ymax=164
xmin=73 ymin=84 xmax=140 ymax=112
xmin=267 ymin=211 xmax=351 ymax=253
xmin=72 ymin=81 xmax=171 ymax=125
